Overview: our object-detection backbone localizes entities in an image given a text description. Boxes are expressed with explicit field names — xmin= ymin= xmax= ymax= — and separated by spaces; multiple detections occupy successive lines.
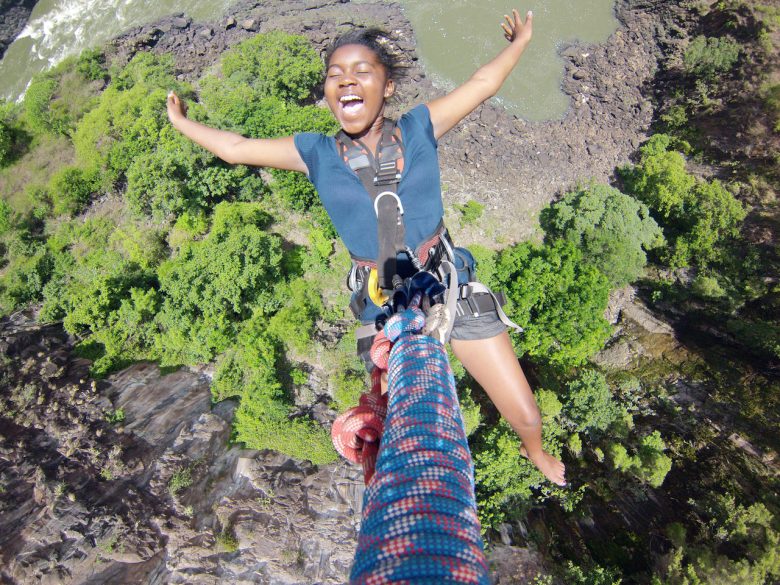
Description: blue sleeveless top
xmin=294 ymin=104 xmax=443 ymax=261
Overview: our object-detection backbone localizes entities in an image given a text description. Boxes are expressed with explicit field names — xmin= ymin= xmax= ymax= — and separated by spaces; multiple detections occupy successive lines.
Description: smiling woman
xmin=167 ymin=11 xmax=567 ymax=489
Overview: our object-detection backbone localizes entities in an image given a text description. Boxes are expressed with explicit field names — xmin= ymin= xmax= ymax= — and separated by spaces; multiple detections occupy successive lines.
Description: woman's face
xmin=324 ymin=44 xmax=395 ymax=136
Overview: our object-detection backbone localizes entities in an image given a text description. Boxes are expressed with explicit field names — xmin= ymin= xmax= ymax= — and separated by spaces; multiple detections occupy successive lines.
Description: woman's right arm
xmin=166 ymin=92 xmax=308 ymax=173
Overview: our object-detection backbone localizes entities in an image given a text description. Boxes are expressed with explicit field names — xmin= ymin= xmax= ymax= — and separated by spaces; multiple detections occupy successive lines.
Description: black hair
xmin=325 ymin=28 xmax=403 ymax=80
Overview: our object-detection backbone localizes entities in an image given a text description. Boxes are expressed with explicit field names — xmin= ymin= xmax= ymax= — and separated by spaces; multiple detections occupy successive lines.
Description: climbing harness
xmin=334 ymin=302 xmax=489 ymax=584
xmin=337 ymin=119 xmax=521 ymax=349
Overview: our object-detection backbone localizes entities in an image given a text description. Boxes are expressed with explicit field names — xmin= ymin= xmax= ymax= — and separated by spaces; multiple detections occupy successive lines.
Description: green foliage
xmin=469 ymin=244 xmax=498 ymax=289
xmin=24 ymin=76 xmax=69 ymax=135
xmin=458 ymin=386 xmax=482 ymax=436
xmin=76 ymin=48 xmax=107 ymax=81
xmin=683 ymin=36 xmax=741 ymax=78
xmin=105 ymin=408 xmax=125 ymax=424
xmin=0 ymin=118 xmax=11 ymax=167
xmin=111 ymin=51 xmax=176 ymax=92
xmin=48 ymin=165 xmax=99 ymax=216
xmin=38 ymin=217 xmax=159 ymax=373
xmin=215 ymin=530 xmax=239 ymax=552
xmin=267 ymin=277 xmax=323 ymax=353
xmin=541 ymin=183 xmax=663 ymax=286
xmin=73 ymin=52 xmax=196 ymax=201
xmin=168 ymin=466 xmax=193 ymax=496
xmin=564 ymin=561 xmax=623 ymax=585
xmin=213 ymin=315 xmax=337 ymax=464
xmin=726 ymin=318 xmax=780 ymax=360
xmin=0 ymin=199 xmax=12 ymax=235
xmin=563 ymin=369 xmax=621 ymax=434
xmin=621 ymin=135 xmax=746 ymax=268
xmin=455 ymin=200 xmax=484 ymax=226
xmin=494 ymin=240 xmax=612 ymax=366
xmin=156 ymin=202 xmax=283 ymax=364
xmin=332 ymin=369 xmax=365 ymax=411
xmin=219 ymin=31 xmax=323 ymax=103
xmin=622 ymin=135 xmax=696 ymax=222
xmin=608 ymin=431 xmax=672 ymax=488
xmin=655 ymin=495 xmax=780 ymax=585
xmin=0 ymin=239 xmax=53 ymax=313
xmin=473 ymin=420 xmax=544 ymax=528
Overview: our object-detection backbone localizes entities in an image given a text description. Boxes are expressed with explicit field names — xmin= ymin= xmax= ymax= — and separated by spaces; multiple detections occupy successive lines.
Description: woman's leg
xmin=451 ymin=331 xmax=566 ymax=486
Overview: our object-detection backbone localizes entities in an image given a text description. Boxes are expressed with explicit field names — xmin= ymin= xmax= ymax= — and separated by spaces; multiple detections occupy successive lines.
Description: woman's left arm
xmin=427 ymin=9 xmax=533 ymax=140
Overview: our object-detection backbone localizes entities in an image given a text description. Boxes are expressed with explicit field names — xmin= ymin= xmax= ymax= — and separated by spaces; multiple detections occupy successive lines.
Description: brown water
xmin=400 ymin=0 xmax=618 ymax=120
xmin=1 ymin=0 xmax=618 ymax=121
xmin=0 ymin=0 xmax=234 ymax=101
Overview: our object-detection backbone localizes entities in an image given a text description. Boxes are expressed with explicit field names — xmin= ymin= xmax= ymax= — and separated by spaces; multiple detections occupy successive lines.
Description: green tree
xmin=219 ymin=31 xmax=323 ymax=102
xmin=563 ymin=369 xmax=621 ymax=434
xmin=683 ymin=36 xmax=741 ymax=79
xmin=494 ymin=240 xmax=612 ymax=367
xmin=621 ymin=135 xmax=746 ymax=268
xmin=48 ymin=165 xmax=99 ymax=216
xmin=155 ymin=202 xmax=283 ymax=364
xmin=541 ymin=183 xmax=663 ymax=286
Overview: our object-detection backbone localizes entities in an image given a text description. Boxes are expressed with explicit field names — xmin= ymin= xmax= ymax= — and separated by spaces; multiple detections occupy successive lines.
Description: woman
xmin=167 ymin=9 xmax=566 ymax=487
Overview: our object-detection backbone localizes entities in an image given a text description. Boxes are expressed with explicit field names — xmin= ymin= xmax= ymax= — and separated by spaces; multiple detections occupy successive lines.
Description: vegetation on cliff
xmin=0 ymin=2 xmax=778 ymax=582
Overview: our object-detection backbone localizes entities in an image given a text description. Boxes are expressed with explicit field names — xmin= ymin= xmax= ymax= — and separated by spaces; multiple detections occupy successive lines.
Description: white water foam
xmin=1 ymin=0 xmax=234 ymax=101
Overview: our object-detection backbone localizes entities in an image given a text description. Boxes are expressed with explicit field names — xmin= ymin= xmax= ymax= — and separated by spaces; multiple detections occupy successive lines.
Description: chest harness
xmin=335 ymin=118 xmax=521 ymax=349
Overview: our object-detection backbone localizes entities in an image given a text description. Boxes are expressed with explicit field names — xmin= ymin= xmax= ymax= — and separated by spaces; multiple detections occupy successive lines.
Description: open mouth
xmin=339 ymin=94 xmax=364 ymax=113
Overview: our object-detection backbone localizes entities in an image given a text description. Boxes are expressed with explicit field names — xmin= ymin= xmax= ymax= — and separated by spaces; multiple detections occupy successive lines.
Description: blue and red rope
xmin=335 ymin=306 xmax=489 ymax=584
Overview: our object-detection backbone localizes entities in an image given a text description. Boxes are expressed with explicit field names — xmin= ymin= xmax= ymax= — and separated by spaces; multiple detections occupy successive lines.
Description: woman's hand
xmin=501 ymin=9 xmax=533 ymax=49
xmin=166 ymin=91 xmax=188 ymax=126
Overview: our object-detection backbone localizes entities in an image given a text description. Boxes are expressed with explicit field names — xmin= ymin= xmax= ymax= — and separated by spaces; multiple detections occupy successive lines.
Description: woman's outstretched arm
xmin=166 ymin=92 xmax=307 ymax=173
xmin=426 ymin=8 xmax=533 ymax=140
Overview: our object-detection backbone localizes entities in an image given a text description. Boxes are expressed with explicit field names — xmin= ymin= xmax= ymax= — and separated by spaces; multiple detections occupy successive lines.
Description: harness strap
xmin=456 ymin=281 xmax=523 ymax=332
xmin=337 ymin=119 xmax=405 ymax=293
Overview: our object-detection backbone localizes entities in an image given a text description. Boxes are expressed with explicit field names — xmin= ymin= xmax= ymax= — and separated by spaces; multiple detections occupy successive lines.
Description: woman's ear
xmin=384 ymin=79 xmax=396 ymax=99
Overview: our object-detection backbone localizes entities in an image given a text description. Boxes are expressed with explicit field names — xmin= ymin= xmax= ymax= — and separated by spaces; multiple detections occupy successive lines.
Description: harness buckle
xmin=374 ymin=191 xmax=404 ymax=217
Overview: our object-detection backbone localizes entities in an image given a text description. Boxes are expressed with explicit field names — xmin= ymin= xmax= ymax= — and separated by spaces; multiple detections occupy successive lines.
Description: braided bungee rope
xmin=348 ymin=306 xmax=489 ymax=584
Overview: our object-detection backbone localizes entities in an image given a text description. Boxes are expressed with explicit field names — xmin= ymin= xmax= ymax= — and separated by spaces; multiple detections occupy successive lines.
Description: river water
xmin=0 ymin=0 xmax=617 ymax=121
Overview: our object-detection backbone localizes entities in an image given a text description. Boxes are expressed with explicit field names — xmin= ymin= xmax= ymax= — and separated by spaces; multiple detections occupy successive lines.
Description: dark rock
xmin=171 ymin=16 xmax=190 ymax=29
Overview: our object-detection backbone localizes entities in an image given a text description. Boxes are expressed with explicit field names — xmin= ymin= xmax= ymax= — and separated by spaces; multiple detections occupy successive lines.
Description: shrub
xmin=455 ymin=200 xmax=484 ymax=225
xmin=0 ymin=118 xmax=11 ymax=167
xmin=0 ymin=244 xmax=53 ymax=314
xmin=155 ymin=202 xmax=283 ymax=364
xmin=563 ymin=369 xmax=621 ymax=435
xmin=541 ymin=183 xmax=663 ymax=286
xmin=608 ymin=431 xmax=672 ymax=488
xmin=219 ymin=31 xmax=323 ymax=102
xmin=621 ymin=135 xmax=746 ymax=268
xmin=0 ymin=199 xmax=12 ymax=235
xmin=24 ymin=76 xmax=69 ymax=135
xmin=77 ymin=48 xmax=107 ymax=81
xmin=493 ymin=240 xmax=612 ymax=367
xmin=48 ymin=165 xmax=99 ymax=216
xmin=683 ymin=36 xmax=741 ymax=78
xmin=125 ymin=150 xmax=192 ymax=219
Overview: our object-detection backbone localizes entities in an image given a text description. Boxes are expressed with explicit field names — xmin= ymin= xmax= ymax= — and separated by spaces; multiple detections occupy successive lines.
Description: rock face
xmin=0 ymin=0 xmax=36 ymax=60
xmin=0 ymin=311 xmax=365 ymax=584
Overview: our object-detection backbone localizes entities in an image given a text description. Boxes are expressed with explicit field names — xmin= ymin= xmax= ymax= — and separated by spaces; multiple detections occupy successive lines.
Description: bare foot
xmin=520 ymin=445 xmax=567 ymax=486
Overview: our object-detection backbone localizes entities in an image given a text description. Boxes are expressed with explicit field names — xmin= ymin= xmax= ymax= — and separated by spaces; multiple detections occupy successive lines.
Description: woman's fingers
xmin=502 ymin=9 xmax=532 ymax=42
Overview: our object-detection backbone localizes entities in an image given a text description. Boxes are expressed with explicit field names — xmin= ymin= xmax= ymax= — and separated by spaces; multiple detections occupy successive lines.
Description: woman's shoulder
xmin=294 ymin=132 xmax=336 ymax=156
xmin=399 ymin=103 xmax=435 ymax=144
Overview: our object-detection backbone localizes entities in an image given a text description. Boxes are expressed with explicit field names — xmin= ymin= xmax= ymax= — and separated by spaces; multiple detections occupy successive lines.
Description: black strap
xmin=337 ymin=120 xmax=405 ymax=292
